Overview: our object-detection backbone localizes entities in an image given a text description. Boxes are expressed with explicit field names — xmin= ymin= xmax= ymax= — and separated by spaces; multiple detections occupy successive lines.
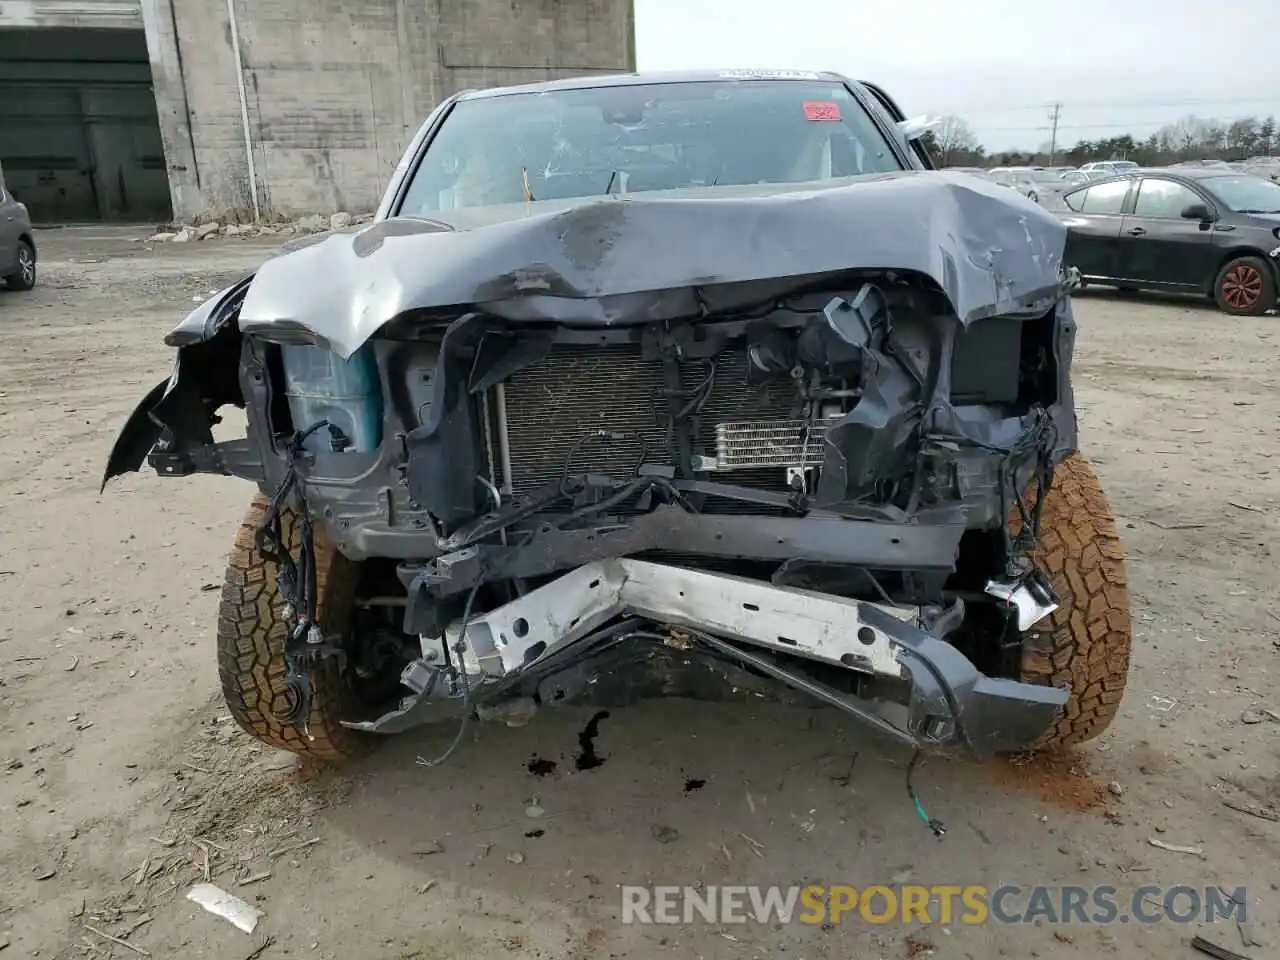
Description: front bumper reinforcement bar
xmin=356 ymin=560 xmax=1068 ymax=756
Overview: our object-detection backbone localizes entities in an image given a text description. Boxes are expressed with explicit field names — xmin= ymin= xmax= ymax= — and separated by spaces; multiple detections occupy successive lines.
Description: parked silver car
xmin=1079 ymin=160 xmax=1140 ymax=178
xmin=989 ymin=166 xmax=1074 ymax=205
xmin=0 ymin=161 xmax=37 ymax=291
xmin=1242 ymin=157 xmax=1280 ymax=183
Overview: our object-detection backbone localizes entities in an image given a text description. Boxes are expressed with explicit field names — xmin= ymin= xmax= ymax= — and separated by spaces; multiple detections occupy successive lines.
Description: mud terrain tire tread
xmin=216 ymin=494 xmax=369 ymax=761
xmin=1018 ymin=453 xmax=1132 ymax=748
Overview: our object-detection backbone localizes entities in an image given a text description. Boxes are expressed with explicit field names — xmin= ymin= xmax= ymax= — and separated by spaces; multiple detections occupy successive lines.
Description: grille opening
xmin=496 ymin=343 xmax=812 ymax=514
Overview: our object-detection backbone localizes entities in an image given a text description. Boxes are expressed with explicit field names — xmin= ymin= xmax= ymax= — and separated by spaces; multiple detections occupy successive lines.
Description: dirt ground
xmin=1 ymin=226 xmax=1277 ymax=960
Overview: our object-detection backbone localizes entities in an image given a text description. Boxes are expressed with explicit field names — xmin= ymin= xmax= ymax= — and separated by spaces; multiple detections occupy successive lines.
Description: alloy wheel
xmin=1220 ymin=264 xmax=1263 ymax=311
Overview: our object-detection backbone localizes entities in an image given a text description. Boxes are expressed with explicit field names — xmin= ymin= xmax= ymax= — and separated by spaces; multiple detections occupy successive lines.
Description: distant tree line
xmin=917 ymin=114 xmax=1279 ymax=168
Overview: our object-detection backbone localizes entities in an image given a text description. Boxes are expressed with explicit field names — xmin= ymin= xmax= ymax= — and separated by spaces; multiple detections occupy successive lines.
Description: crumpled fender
xmin=101 ymin=277 xmax=254 ymax=490
xmin=101 ymin=376 xmax=172 ymax=492
xmin=164 ymin=274 xmax=254 ymax=347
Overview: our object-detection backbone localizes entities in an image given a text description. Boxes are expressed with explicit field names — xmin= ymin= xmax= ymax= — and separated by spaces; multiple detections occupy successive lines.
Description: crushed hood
xmin=202 ymin=172 xmax=1069 ymax=358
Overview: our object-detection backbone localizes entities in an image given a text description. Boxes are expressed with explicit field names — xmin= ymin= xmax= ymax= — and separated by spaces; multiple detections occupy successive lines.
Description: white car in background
xmin=1079 ymin=160 xmax=1140 ymax=178
xmin=1243 ymin=157 xmax=1280 ymax=182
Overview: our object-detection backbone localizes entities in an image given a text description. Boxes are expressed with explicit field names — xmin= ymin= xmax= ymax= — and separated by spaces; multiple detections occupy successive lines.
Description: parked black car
xmin=1060 ymin=168 xmax=1280 ymax=315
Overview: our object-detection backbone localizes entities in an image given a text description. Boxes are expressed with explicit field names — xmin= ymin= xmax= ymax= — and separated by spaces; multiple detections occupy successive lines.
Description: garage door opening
xmin=0 ymin=27 xmax=172 ymax=223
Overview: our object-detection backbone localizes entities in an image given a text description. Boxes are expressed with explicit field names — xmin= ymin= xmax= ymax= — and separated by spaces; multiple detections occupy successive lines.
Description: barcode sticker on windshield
xmin=803 ymin=101 xmax=841 ymax=122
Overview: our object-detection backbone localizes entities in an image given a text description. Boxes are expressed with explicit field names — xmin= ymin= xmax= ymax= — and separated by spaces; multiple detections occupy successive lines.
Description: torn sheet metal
xmin=984 ymin=573 xmax=1061 ymax=631
xmin=200 ymin=174 xmax=1068 ymax=358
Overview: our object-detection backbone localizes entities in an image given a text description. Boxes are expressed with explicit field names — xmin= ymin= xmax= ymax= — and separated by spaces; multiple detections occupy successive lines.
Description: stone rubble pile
xmin=147 ymin=211 xmax=371 ymax=243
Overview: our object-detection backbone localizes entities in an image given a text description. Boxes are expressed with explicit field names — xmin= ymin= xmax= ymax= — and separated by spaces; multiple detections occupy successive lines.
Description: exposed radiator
xmin=495 ymin=344 xmax=807 ymax=505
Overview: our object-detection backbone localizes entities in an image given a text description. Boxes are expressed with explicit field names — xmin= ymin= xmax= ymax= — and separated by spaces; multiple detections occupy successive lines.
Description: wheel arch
xmin=1208 ymin=245 xmax=1279 ymax=295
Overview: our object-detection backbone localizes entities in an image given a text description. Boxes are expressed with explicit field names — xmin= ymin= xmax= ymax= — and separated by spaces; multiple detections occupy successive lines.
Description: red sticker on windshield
xmin=803 ymin=101 xmax=841 ymax=121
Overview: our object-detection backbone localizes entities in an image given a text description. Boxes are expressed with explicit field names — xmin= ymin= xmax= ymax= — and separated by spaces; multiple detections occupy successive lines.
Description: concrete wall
xmin=146 ymin=0 xmax=636 ymax=222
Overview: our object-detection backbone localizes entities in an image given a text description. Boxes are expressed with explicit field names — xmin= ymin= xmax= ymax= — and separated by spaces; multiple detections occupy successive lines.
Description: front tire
xmin=6 ymin=240 xmax=35 ymax=291
xmin=1213 ymin=256 xmax=1274 ymax=316
xmin=1017 ymin=453 xmax=1132 ymax=748
xmin=217 ymin=494 xmax=371 ymax=761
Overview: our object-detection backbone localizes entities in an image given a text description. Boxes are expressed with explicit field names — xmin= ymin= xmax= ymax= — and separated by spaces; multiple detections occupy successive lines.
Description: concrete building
xmin=0 ymin=0 xmax=636 ymax=223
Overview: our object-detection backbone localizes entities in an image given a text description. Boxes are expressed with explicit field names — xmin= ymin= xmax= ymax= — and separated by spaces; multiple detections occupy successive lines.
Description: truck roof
xmin=456 ymin=69 xmax=849 ymax=101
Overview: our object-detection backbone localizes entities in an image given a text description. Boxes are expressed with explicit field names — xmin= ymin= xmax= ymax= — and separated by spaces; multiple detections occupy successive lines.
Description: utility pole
xmin=1048 ymin=102 xmax=1062 ymax=164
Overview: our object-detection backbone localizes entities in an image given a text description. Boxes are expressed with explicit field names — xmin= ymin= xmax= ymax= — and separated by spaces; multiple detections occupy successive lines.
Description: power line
xmin=980 ymin=114 xmax=1271 ymax=134
xmin=936 ymin=96 xmax=1280 ymax=115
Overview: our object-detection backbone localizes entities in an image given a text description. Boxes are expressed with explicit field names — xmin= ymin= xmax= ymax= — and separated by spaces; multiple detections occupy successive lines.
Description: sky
xmin=633 ymin=0 xmax=1280 ymax=153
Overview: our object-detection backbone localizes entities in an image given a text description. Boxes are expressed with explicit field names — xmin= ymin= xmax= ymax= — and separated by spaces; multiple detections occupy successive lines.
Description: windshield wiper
xmin=604 ymin=170 xmax=617 ymax=195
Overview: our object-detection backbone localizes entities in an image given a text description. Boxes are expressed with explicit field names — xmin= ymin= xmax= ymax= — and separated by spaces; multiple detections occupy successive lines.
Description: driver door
xmin=1114 ymin=177 xmax=1216 ymax=288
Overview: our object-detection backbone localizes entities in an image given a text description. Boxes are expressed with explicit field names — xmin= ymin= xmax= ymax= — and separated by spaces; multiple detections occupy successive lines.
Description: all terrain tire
xmin=1017 ymin=453 xmax=1132 ymax=748
xmin=216 ymin=494 xmax=370 ymax=761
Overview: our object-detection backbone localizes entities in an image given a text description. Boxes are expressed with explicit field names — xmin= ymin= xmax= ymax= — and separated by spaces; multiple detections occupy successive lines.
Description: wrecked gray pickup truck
xmin=104 ymin=71 xmax=1132 ymax=777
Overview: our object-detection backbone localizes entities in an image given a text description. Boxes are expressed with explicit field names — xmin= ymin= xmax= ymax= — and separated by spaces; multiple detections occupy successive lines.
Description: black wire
xmin=417 ymin=576 xmax=484 ymax=767
xmin=905 ymin=748 xmax=947 ymax=838
xmin=893 ymin=644 xmax=974 ymax=757
xmin=301 ymin=511 xmax=318 ymax=625
xmin=545 ymin=474 xmax=695 ymax=532
xmin=676 ymin=359 xmax=717 ymax=419
xmin=858 ymin=567 xmax=895 ymax=605
xmin=559 ymin=430 xmax=651 ymax=498
xmin=653 ymin=357 xmax=716 ymax=453
xmin=255 ymin=419 xmax=332 ymax=611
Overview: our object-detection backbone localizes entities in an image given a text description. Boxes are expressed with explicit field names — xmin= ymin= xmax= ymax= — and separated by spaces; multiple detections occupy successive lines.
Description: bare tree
xmin=1225 ymin=117 xmax=1260 ymax=155
xmin=926 ymin=117 xmax=983 ymax=166
xmin=942 ymin=110 xmax=1279 ymax=167
xmin=933 ymin=115 xmax=981 ymax=165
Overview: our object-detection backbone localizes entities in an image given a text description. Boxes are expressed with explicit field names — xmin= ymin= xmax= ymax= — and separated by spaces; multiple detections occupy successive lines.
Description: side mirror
xmin=896 ymin=115 xmax=940 ymax=141
xmin=1181 ymin=202 xmax=1213 ymax=221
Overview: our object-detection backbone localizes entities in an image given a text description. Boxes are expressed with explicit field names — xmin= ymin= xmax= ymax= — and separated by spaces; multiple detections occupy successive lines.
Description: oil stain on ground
xmin=526 ymin=755 xmax=558 ymax=777
xmin=575 ymin=710 xmax=611 ymax=771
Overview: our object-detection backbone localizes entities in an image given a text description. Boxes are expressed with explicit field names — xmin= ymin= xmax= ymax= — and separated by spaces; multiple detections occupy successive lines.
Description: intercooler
xmin=490 ymin=344 xmax=826 ymax=510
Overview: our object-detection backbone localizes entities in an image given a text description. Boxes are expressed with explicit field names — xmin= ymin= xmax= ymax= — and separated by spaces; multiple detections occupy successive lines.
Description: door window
xmin=1077 ymin=179 xmax=1130 ymax=214
xmin=1133 ymin=178 xmax=1202 ymax=218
